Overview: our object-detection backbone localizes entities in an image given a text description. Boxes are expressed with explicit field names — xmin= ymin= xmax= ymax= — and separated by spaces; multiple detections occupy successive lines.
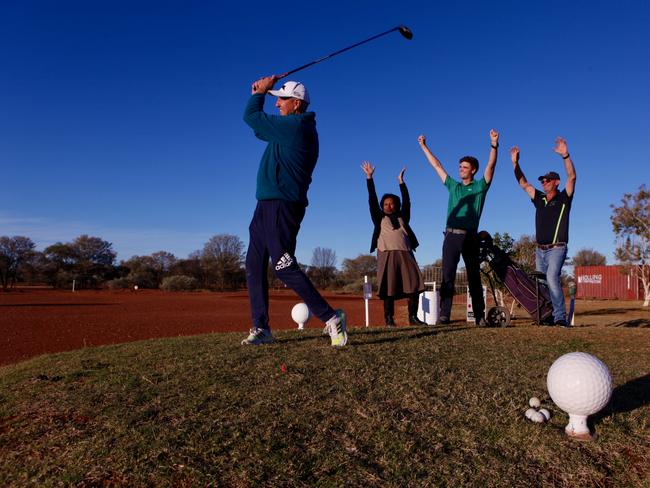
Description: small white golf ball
xmin=530 ymin=411 xmax=546 ymax=423
xmin=539 ymin=408 xmax=551 ymax=421
xmin=529 ymin=397 xmax=541 ymax=408
xmin=525 ymin=408 xmax=537 ymax=420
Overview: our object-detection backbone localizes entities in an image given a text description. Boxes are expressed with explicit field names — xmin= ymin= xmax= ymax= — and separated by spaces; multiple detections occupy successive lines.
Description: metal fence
xmin=422 ymin=266 xmax=468 ymax=304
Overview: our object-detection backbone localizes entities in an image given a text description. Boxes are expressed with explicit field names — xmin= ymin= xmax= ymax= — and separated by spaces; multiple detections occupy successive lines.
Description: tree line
xmin=0 ymin=232 xmax=606 ymax=292
xmin=1 ymin=185 xmax=647 ymax=304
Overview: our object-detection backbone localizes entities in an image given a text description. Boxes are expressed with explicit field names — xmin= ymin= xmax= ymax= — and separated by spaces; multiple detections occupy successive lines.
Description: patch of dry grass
xmin=0 ymin=322 xmax=649 ymax=486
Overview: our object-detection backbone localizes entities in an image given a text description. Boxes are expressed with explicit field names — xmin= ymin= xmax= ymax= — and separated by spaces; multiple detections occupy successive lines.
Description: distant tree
xmin=492 ymin=232 xmax=515 ymax=254
xmin=340 ymin=254 xmax=376 ymax=280
xmin=339 ymin=254 xmax=377 ymax=292
xmin=0 ymin=236 xmax=37 ymax=290
xmin=71 ymin=235 xmax=118 ymax=288
xmin=311 ymin=246 xmax=337 ymax=269
xmin=18 ymin=251 xmax=48 ymax=285
xmin=571 ymin=248 xmax=607 ymax=267
xmin=43 ymin=235 xmax=117 ymax=288
xmin=170 ymin=257 xmax=203 ymax=284
xmin=42 ymin=242 xmax=76 ymax=287
xmin=611 ymin=185 xmax=650 ymax=306
xmin=308 ymin=247 xmax=337 ymax=289
xmin=122 ymin=255 xmax=157 ymax=288
xmin=122 ymin=251 xmax=178 ymax=288
xmin=511 ymin=234 xmax=537 ymax=273
xmin=151 ymin=251 xmax=177 ymax=280
xmin=196 ymin=234 xmax=245 ymax=290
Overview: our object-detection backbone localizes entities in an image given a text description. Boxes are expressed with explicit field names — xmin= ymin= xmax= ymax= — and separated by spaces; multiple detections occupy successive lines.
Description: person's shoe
xmin=438 ymin=316 xmax=450 ymax=325
xmin=326 ymin=310 xmax=348 ymax=347
xmin=476 ymin=317 xmax=488 ymax=327
xmin=409 ymin=315 xmax=426 ymax=326
xmin=555 ymin=320 xmax=570 ymax=328
xmin=241 ymin=328 xmax=274 ymax=345
xmin=385 ymin=316 xmax=396 ymax=327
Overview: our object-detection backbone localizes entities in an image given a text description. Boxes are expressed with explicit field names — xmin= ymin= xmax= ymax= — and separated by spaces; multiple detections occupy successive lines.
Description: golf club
xmin=278 ymin=25 xmax=413 ymax=79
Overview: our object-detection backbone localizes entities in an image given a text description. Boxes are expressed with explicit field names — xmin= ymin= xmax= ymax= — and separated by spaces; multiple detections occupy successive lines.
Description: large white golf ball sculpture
xmin=291 ymin=303 xmax=311 ymax=330
xmin=547 ymin=352 xmax=613 ymax=440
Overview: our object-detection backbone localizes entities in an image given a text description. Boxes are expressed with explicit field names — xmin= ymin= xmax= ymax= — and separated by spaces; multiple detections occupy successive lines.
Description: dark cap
xmin=538 ymin=171 xmax=560 ymax=181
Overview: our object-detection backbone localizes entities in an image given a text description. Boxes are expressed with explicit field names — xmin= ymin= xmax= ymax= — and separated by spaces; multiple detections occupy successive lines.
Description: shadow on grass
xmin=272 ymin=325 xmax=473 ymax=346
xmin=578 ymin=307 xmax=643 ymax=316
xmin=0 ymin=303 xmax=118 ymax=308
xmin=592 ymin=373 xmax=650 ymax=428
xmin=608 ymin=318 xmax=650 ymax=328
xmin=351 ymin=326 xmax=473 ymax=347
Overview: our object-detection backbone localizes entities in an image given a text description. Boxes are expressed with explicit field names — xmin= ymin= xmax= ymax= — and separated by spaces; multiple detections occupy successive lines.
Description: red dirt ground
xmin=0 ymin=289 xmax=399 ymax=366
xmin=4 ymin=289 xmax=646 ymax=368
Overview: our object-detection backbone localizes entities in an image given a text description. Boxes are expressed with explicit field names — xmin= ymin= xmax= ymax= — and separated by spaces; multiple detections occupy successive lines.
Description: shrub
xmin=341 ymin=276 xmax=377 ymax=294
xmin=161 ymin=275 xmax=199 ymax=291
xmin=106 ymin=278 xmax=133 ymax=290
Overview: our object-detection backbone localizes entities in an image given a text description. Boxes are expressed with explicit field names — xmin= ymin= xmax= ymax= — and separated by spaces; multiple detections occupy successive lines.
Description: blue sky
xmin=2 ymin=0 xmax=649 ymax=268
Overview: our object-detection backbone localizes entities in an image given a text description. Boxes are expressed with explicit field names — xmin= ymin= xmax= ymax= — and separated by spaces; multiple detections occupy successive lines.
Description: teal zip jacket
xmin=243 ymin=94 xmax=319 ymax=206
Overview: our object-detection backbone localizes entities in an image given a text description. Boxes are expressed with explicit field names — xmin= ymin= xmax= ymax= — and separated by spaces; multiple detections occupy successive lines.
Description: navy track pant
xmin=440 ymin=230 xmax=485 ymax=321
xmin=246 ymin=200 xmax=335 ymax=331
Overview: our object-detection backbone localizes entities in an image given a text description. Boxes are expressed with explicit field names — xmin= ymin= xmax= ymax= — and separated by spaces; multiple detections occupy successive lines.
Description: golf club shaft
xmin=278 ymin=26 xmax=405 ymax=79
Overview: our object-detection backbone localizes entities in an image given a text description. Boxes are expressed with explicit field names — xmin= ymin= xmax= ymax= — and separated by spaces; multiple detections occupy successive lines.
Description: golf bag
xmin=478 ymin=231 xmax=553 ymax=325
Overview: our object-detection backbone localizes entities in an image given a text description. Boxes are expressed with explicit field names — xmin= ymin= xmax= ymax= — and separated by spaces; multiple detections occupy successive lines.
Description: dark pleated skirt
xmin=377 ymin=250 xmax=425 ymax=299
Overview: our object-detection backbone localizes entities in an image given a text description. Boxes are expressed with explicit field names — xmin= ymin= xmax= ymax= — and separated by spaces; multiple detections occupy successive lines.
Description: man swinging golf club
xmin=241 ymin=75 xmax=347 ymax=346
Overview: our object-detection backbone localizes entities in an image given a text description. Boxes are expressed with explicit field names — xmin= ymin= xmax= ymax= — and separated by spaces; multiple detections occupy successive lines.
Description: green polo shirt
xmin=444 ymin=176 xmax=490 ymax=230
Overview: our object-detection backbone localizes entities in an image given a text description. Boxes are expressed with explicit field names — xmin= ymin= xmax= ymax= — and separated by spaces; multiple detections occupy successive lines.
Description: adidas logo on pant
xmin=275 ymin=252 xmax=293 ymax=271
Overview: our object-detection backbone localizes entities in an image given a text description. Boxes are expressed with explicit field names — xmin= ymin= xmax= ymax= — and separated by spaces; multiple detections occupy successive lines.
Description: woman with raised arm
xmin=363 ymin=161 xmax=425 ymax=327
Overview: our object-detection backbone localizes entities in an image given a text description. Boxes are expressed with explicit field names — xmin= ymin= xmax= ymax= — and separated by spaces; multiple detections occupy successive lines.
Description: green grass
xmin=1 ymin=324 xmax=649 ymax=487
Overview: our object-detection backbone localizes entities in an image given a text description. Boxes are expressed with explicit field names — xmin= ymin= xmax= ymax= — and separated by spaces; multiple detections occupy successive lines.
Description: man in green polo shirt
xmin=418 ymin=130 xmax=499 ymax=324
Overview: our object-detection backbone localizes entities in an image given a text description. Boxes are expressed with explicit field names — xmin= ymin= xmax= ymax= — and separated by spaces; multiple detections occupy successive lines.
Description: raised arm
xmin=397 ymin=166 xmax=411 ymax=221
xmin=362 ymin=161 xmax=382 ymax=223
xmin=361 ymin=160 xmax=375 ymax=180
xmin=251 ymin=75 xmax=278 ymax=95
xmin=397 ymin=166 xmax=406 ymax=185
xmin=484 ymin=129 xmax=499 ymax=183
xmin=244 ymin=74 xmax=298 ymax=142
xmin=554 ymin=137 xmax=576 ymax=197
xmin=417 ymin=135 xmax=447 ymax=183
xmin=510 ymin=146 xmax=536 ymax=199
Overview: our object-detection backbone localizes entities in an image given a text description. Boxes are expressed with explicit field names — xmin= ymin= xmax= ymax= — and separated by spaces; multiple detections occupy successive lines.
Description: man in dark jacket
xmin=242 ymin=75 xmax=347 ymax=346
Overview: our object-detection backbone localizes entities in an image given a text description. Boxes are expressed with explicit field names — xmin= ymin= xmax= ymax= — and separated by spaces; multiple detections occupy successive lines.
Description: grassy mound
xmin=1 ymin=325 xmax=649 ymax=486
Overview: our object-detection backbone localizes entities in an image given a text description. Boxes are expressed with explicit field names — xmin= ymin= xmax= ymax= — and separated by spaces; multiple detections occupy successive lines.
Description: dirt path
xmin=1 ymin=289 xmax=647 ymax=366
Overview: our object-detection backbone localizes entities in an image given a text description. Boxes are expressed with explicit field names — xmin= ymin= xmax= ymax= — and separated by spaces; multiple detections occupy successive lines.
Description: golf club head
xmin=398 ymin=25 xmax=413 ymax=40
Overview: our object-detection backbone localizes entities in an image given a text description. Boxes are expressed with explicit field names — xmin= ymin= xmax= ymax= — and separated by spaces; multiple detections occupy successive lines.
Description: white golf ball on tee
xmin=291 ymin=303 xmax=310 ymax=330
xmin=529 ymin=397 xmax=541 ymax=408
xmin=547 ymin=352 xmax=613 ymax=439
